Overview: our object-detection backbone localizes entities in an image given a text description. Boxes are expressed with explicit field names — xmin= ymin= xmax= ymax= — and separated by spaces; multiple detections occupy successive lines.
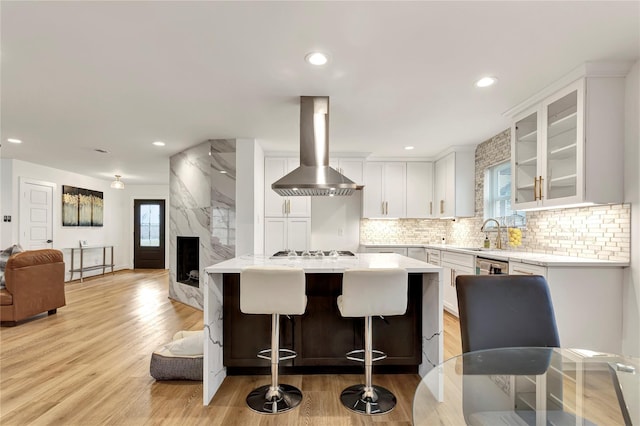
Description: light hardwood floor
xmin=0 ymin=269 xmax=462 ymax=426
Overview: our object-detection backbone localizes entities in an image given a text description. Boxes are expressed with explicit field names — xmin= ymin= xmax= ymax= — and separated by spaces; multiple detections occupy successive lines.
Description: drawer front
xmin=509 ymin=261 xmax=547 ymax=277
xmin=365 ymin=247 xmax=408 ymax=256
xmin=442 ymin=251 xmax=475 ymax=268
xmin=426 ymin=249 xmax=441 ymax=266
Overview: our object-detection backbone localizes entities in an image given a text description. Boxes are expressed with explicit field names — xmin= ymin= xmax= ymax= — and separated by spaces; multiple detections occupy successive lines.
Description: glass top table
xmin=413 ymin=347 xmax=639 ymax=426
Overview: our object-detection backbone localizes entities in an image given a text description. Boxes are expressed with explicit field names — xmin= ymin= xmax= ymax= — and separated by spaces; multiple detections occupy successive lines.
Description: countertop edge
xmin=362 ymin=244 xmax=629 ymax=267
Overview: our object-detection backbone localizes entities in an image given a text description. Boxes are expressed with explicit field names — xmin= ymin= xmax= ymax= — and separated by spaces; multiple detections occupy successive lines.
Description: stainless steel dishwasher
xmin=476 ymin=256 xmax=509 ymax=275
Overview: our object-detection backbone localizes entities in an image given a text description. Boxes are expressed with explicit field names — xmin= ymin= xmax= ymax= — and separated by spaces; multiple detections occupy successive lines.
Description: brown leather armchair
xmin=0 ymin=249 xmax=66 ymax=325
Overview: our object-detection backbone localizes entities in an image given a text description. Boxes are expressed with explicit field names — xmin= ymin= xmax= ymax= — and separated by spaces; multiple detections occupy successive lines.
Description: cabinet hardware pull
xmin=539 ymin=176 xmax=544 ymax=200
xmin=429 ymin=201 xmax=433 ymax=215
xmin=385 ymin=201 xmax=389 ymax=215
xmin=440 ymin=200 xmax=444 ymax=214
xmin=533 ymin=177 xmax=539 ymax=201
xmin=381 ymin=201 xmax=385 ymax=215
xmin=513 ymin=269 xmax=534 ymax=275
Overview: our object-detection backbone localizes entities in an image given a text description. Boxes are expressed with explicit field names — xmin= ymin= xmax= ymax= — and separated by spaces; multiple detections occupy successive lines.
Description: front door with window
xmin=133 ymin=199 xmax=165 ymax=269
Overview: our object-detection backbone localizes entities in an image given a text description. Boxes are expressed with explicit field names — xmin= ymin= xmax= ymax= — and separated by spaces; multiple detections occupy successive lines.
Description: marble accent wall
xmin=169 ymin=140 xmax=236 ymax=309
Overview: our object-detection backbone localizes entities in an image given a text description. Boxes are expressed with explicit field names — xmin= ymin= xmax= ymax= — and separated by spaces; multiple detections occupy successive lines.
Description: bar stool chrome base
xmin=246 ymin=384 xmax=303 ymax=414
xmin=340 ymin=384 xmax=397 ymax=415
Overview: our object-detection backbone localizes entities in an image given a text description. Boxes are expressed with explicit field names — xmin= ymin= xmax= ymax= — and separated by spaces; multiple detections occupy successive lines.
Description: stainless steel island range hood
xmin=272 ymin=96 xmax=357 ymax=196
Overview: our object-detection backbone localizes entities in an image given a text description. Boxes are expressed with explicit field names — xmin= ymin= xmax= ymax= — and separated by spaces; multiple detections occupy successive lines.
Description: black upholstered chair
xmin=455 ymin=275 xmax=560 ymax=353
xmin=456 ymin=275 xmax=568 ymax=425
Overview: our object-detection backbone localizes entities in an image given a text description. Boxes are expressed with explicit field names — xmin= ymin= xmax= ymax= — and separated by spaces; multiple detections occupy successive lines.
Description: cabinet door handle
xmin=381 ymin=201 xmax=385 ymax=215
xmin=385 ymin=201 xmax=389 ymax=215
xmin=451 ymin=269 xmax=455 ymax=286
xmin=533 ymin=177 xmax=539 ymax=201
xmin=440 ymin=200 xmax=444 ymax=214
xmin=539 ymin=176 xmax=544 ymax=200
xmin=429 ymin=201 xmax=433 ymax=215
xmin=513 ymin=269 xmax=534 ymax=275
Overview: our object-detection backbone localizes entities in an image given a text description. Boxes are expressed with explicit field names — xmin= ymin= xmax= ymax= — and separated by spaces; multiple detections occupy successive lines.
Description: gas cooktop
xmin=271 ymin=250 xmax=356 ymax=258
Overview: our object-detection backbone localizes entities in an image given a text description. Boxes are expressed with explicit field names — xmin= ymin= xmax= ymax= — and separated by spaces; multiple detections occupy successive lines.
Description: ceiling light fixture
xmin=7 ymin=138 xmax=22 ymax=144
xmin=404 ymin=146 xmax=415 ymax=150
xmin=110 ymin=175 xmax=125 ymax=189
xmin=475 ymin=76 xmax=498 ymax=88
xmin=219 ymin=170 xmax=227 ymax=174
xmin=305 ymin=52 xmax=328 ymax=66
xmin=152 ymin=141 xmax=165 ymax=146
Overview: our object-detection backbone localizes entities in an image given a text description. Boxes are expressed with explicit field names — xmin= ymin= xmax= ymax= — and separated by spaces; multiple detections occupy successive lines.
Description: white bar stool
xmin=240 ymin=265 xmax=307 ymax=414
xmin=337 ymin=268 xmax=408 ymax=415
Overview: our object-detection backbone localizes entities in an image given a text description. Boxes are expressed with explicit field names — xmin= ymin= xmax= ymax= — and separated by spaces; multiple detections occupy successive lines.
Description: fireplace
xmin=177 ymin=236 xmax=199 ymax=287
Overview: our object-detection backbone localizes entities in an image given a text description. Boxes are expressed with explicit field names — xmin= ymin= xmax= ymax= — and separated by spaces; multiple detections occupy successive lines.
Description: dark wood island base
xmin=223 ymin=273 xmax=423 ymax=375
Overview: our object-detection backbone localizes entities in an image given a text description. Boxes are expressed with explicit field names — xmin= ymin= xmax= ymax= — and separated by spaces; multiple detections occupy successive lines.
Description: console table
xmin=68 ymin=245 xmax=115 ymax=282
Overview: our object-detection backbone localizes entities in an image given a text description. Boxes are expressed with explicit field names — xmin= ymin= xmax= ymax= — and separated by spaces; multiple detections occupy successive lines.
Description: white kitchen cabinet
xmin=508 ymin=260 xmax=623 ymax=353
xmin=264 ymin=157 xmax=311 ymax=255
xmin=407 ymin=247 xmax=426 ymax=261
xmin=406 ymin=162 xmax=434 ymax=218
xmin=330 ymin=158 xmax=364 ymax=185
xmin=433 ymin=149 xmax=475 ymax=218
xmin=264 ymin=157 xmax=311 ymax=217
xmin=264 ymin=217 xmax=310 ymax=255
xmin=511 ymin=74 xmax=625 ymax=210
xmin=363 ymin=162 xmax=406 ymax=218
xmin=441 ymin=251 xmax=475 ymax=317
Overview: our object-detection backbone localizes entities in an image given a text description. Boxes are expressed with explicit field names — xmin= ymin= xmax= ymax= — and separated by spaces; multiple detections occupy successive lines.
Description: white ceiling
xmin=1 ymin=1 xmax=638 ymax=185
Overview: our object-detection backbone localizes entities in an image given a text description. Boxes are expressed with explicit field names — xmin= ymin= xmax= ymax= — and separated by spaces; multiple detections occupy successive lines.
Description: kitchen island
xmin=202 ymin=253 xmax=442 ymax=404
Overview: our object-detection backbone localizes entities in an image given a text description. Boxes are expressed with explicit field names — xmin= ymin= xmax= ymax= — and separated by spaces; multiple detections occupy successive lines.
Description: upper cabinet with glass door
xmin=510 ymin=64 xmax=628 ymax=211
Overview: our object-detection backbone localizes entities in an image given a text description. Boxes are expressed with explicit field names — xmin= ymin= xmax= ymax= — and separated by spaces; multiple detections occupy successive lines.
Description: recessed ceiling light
xmin=475 ymin=76 xmax=498 ymax=88
xmin=219 ymin=170 xmax=227 ymax=174
xmin=404 ymin=146 xmax=415 ymax=150
xmin=7 ymin=138 xmax=22 ymax=144
xmin=152 ymin=141 xmax=165 ymax=147
xmin=305 ymin=52 xmax=328 ymax=66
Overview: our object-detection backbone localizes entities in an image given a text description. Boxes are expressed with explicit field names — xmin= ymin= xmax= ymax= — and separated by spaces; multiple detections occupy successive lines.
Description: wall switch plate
xmin=3 ymin=216 xmax=11 ymax=222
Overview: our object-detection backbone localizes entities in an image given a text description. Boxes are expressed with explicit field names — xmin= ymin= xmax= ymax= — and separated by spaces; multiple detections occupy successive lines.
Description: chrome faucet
xmin=481 ymin=218 xmax=503 ymax=250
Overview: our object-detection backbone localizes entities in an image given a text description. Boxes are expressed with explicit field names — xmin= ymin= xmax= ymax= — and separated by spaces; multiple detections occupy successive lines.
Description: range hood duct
xmin=272 ymin=96 xmax=357 ymax=196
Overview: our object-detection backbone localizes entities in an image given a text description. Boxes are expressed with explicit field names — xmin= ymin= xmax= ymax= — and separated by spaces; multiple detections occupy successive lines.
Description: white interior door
xmin=19 ymin=179 xmax=55 ymax=249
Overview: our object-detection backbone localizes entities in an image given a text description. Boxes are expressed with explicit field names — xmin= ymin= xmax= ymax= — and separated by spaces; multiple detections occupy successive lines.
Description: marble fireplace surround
xmin=169 ymin=140 xmax=237 ymax=309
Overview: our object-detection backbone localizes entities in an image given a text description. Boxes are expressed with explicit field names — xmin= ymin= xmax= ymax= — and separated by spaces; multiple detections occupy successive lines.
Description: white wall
xmin=2 ymin=159 xmax=169 ymax=280
xmin=236 ymin=139 xmax=264 ymax=256
xmin=0 ymin=159 xmax=14 ymax=248
xmin=253 ymin=142 xmax=265 ymax=254
xmin=311 ymin=192 xmax=362 ymax=252
xmin=623 ymin=60 xmax=640 ymax=356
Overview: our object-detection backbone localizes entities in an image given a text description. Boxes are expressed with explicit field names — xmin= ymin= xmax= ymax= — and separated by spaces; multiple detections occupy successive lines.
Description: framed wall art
xmin=62 ymin=186 xmax=104 ymax=227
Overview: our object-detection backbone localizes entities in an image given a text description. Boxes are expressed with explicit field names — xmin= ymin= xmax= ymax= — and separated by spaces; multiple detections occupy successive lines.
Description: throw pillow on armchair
xmin=0 ymin=244 xmax=24 ymax=289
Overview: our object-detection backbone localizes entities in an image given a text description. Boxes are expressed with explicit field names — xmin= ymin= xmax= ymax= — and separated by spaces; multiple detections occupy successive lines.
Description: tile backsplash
xmin=360 ymin=128 xmax=631 ymax=262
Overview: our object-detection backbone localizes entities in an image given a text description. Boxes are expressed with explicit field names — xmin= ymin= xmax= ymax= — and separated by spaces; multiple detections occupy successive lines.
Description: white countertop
xmin=204 ymin=253 xmax=442 ymax=274
xmin=361 ymin=244 xmax=629 ymax=267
